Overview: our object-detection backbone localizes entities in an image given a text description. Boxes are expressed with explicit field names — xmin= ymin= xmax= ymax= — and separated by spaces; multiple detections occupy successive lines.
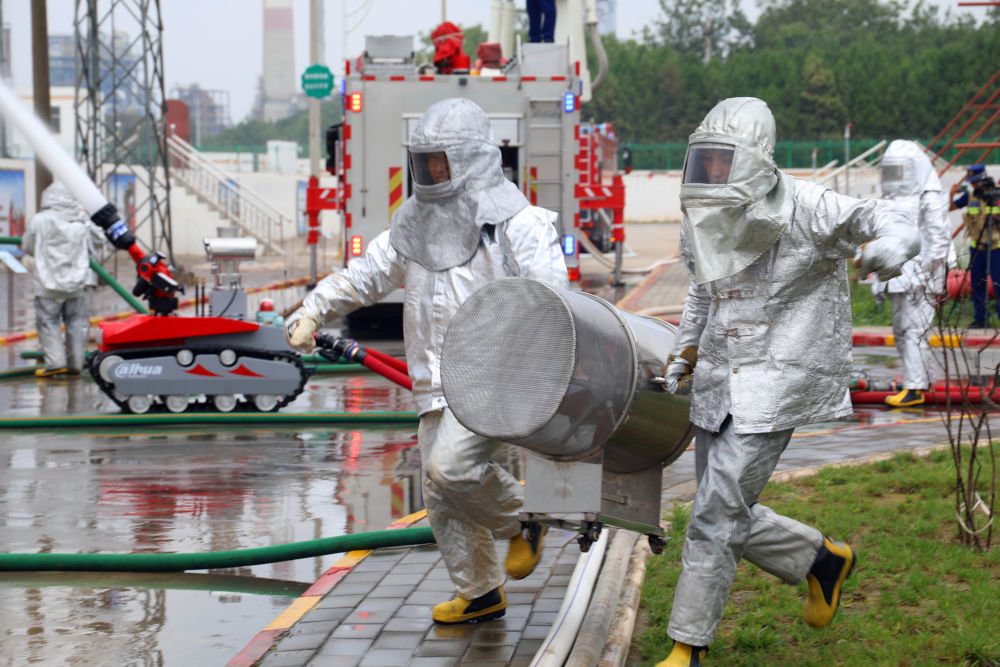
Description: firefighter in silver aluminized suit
xmin=285 ymin=98 xmax=568 ymax=624
xmin=21 ymin=182 xmax=105 ymax=377
xmin=872 ymin=140 xmax=953 ymax=407
xmin=656 ymin=98 xmax=919 ymax=667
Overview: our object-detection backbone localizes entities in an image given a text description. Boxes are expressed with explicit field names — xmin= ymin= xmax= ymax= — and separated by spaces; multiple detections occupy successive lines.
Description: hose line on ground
xmin=0 ymin=526 xmax=435 ymax=572
xmin=0 ymin=411 xmax=419 ymax=429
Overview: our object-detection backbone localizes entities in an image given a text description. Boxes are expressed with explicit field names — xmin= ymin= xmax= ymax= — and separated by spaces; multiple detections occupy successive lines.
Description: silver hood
xmin=679 ymin=97 xmax=792 ymax=285
xmin=40 ymin=181 xmax=86 ymax=220
xmin=389 ymin=98 xmax=529 ymax=271
xmin=881 ymin=140 xmax=935 ymax=199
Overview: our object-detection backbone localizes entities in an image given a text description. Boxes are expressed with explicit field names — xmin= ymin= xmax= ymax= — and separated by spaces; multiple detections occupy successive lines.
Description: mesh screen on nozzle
xmin=441 ymin=278 xmax=636 ymax=461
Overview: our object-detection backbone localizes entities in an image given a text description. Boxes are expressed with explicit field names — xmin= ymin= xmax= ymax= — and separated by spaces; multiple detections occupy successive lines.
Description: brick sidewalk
xmin=238 ymin=522 xmax=583 ymax=667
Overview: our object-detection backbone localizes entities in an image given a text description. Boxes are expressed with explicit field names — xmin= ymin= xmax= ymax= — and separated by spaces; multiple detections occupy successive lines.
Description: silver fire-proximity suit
xmin=285 ymin=98 xmax=568 ymax=600
xmin=22 ymin=182 xmax=104 ymax=374
xmin=663 ymin=98 xmax=919 ymax=647
xmin=872 ymin=140 xmax=952 ymax=390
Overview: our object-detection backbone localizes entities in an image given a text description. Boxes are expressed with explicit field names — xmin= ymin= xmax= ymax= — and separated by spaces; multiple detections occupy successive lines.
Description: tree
xmin=799 ymin=52 xmax=846 ymax=138
xmin=199 ymin=101 xmax=341 ymax=149
xmin=646 ymin=0 xmax=753 ymax=62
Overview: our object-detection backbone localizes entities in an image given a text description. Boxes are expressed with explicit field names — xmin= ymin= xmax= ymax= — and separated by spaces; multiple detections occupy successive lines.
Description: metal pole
xmin=308 ymin=0 xmax=322 ymax=285
xmin=31 ymin=0 xmax=52 ymax=206
xmin=843 ymin=122 xmax=852 ymax=196
xmin=0 ymin=0 xmax=7 ymax=158
xmin=194 ymin=90 xmax=201 ymax=147
xmin=442 ymin=0 xmax=447 ymax=21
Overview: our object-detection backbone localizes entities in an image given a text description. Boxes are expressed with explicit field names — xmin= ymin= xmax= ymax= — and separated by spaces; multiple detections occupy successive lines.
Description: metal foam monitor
xmin=441 ymin=277 xmax=693 ymax=552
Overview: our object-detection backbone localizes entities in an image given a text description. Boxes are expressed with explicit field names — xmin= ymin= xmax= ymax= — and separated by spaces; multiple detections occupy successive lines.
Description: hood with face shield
xmin=389 ymin=98 xmax=529 ymax=271
xmin=880 ymin=140 xmax=936 ymax=199
xmin=679 ymin=97 xmax=793 ymax=284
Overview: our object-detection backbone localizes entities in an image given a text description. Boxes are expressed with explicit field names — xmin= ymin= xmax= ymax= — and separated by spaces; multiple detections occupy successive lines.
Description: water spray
xmin=0 ymin=78 xmax=181 ymax=314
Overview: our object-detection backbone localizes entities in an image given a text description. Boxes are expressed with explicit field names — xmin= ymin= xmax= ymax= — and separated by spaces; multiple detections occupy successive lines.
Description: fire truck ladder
xmin=524 ymin=98 xmax=565 ymax=211
xmin=929 ymin=68 xmax=1000 ymax=174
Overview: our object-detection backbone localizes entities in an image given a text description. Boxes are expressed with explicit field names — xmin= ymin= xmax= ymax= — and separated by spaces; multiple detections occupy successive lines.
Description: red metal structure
xmin=575 ymin=123 xmax=626 ymax=254
xmin=929 ymin=68 xmax=1000 ymax=174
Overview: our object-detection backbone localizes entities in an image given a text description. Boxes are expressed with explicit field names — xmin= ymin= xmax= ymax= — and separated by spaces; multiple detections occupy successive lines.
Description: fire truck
xmin=306 ymin=1 xmax=625 ymax=327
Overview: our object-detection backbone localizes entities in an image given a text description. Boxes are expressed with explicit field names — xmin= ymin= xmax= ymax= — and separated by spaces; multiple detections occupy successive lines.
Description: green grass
xmin=636 ymin=449 xmax=1000 ymax=666
xmin=850 ymin=277 xmax=999 ymax=330
xmin=851 ymin=277 xmax=894 ymax=327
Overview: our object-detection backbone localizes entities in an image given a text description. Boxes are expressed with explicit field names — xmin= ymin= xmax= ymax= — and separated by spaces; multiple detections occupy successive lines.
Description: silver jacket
xmin=291 ymin=206 xmax=568 ymax=415
xmin=673 ymin=175 xmax=918 ymax=434
xmin=22 ymin=182 xmax=104 ymax=297
xmin=876 ymin=140 xmax=952 ymax=295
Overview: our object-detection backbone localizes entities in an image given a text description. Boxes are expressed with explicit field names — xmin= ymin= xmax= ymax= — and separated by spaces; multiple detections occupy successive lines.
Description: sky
xmin=3 ymin=0 xmax=992 ymax=125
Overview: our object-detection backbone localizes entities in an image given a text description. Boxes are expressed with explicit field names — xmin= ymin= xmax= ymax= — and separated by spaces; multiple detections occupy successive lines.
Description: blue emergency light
xmin=563 ymin=92 xmax=575 ymax=113
xmin=562 ymin=234 xmax=576 ymax=255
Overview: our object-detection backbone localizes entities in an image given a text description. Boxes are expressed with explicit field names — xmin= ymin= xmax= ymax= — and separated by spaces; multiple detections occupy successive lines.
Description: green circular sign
xmin=301 ymin=64 xmax=334 ymax=99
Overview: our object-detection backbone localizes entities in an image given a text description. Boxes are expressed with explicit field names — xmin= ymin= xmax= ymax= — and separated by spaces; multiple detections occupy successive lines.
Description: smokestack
xmin=261 ymin=0 xmax=297 ymax=122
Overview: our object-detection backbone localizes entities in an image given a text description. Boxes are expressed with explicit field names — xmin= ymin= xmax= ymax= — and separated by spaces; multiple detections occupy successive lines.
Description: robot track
xmin=89 ymin=345 xmax=308 ymax=414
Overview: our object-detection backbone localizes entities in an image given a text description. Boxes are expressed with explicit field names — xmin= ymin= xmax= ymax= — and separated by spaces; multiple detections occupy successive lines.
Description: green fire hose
xmin=0 ymin=411 xmax=419 ymax=429
xmin=0 ymin=526 xmax=435 ymax=572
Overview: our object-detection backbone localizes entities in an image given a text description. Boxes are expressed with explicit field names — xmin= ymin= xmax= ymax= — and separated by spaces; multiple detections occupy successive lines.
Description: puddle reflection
xmin=0 ymin=377 xmax=424 ymax=665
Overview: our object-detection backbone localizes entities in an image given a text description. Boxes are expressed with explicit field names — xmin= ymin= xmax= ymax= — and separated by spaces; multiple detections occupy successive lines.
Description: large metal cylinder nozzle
xmin=203 ymin=237 xmax=257 ymax=261
xmin=441 ymin=278 xmax=692 ymax=473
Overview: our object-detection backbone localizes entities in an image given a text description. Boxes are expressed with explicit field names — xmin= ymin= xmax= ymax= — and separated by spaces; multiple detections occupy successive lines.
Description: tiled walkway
xmin=247 ymin=528 xmax=583 ymax=667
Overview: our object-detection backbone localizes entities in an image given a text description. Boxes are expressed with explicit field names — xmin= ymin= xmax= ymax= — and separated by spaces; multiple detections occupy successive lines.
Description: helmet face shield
xmin=881 ymin=163 xmax=904 ymax=183
xmin=409 ymin=150 xmax=452 ymax=186
xmin=880 ymin=162 xmax=906 ymax=197
xmin=683 ymin=143 xmax=736 ymax=185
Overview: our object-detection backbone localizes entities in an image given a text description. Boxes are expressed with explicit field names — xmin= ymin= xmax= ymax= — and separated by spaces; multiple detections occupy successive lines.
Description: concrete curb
xmin=568 ymin=529 xmax=639 ymax=665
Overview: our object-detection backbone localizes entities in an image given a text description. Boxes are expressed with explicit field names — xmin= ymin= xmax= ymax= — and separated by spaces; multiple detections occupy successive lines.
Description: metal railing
xmin=811 ymin=140 xmax=887 ymax=196
xmin=166 ymin=133 xmax=288 ymax=255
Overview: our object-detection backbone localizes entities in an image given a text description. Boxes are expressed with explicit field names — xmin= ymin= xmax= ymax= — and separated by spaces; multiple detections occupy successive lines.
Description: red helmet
xmin=259 ymin=299 xmax=275 ymax=312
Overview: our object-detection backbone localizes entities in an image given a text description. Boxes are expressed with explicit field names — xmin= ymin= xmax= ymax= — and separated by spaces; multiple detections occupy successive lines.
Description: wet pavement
xmin=0 ymin=370 xmax=425 ymax=666
xmin=0 ymin=223 xmax=972 ymax=666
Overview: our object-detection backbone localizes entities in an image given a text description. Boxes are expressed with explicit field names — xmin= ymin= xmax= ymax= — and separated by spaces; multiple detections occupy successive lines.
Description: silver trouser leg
xmin=63 ymin=289 xmax=92 ymax=373
xmin=34 ymin=295 xmax=67 ymax=370
xmin=668 ymin=419 xmax=823 ymax=647
xmin=889 ymin=291 xmax=938 ymax=390
xmin=419 ymin=407 xmax=524 ymax=600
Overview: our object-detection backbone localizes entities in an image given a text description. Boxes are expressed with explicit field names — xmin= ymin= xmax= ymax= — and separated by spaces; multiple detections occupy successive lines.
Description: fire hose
xmin=0 ymin=526 xmax=435 ymax=572
xmin=316 ymin=333 xmax=412 ymax=390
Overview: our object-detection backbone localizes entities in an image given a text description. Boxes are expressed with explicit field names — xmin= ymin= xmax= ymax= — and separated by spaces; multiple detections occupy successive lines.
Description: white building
xmin=4 ymin=86 xmax=86 ymax=160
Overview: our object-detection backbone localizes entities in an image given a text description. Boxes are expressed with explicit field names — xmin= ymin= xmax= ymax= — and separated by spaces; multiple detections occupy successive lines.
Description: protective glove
xmin=659 ymin=346 xmax=698 ymax=395
xmin=285 ymin=313 xmax=318 ymax=353
xmin=870 ymin=280 xmax=885 ymax=312
xmin=856 ymin=236 xmax=911 ymax=281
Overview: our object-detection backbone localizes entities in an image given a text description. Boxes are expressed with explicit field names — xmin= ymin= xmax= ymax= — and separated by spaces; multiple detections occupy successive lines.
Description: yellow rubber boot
xmin=432 ymin=586 xmax=506 ymax=624
xmin=506 ymin=522 xmax=547 ymax=580
xmin=35 ymin=367 xmax=68 ymax=378
xmin=804 ymin=537 xmax=857 ymax=628
xmin=656 ymin=641 xmax=708 ymax=666
xmin=885 ymin=388 xmax=925 ymax=407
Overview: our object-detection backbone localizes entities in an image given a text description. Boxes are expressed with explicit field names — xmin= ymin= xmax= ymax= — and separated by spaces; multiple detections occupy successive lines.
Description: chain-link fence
xmin=621 ymin=140 xmax=1000 ymax=171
